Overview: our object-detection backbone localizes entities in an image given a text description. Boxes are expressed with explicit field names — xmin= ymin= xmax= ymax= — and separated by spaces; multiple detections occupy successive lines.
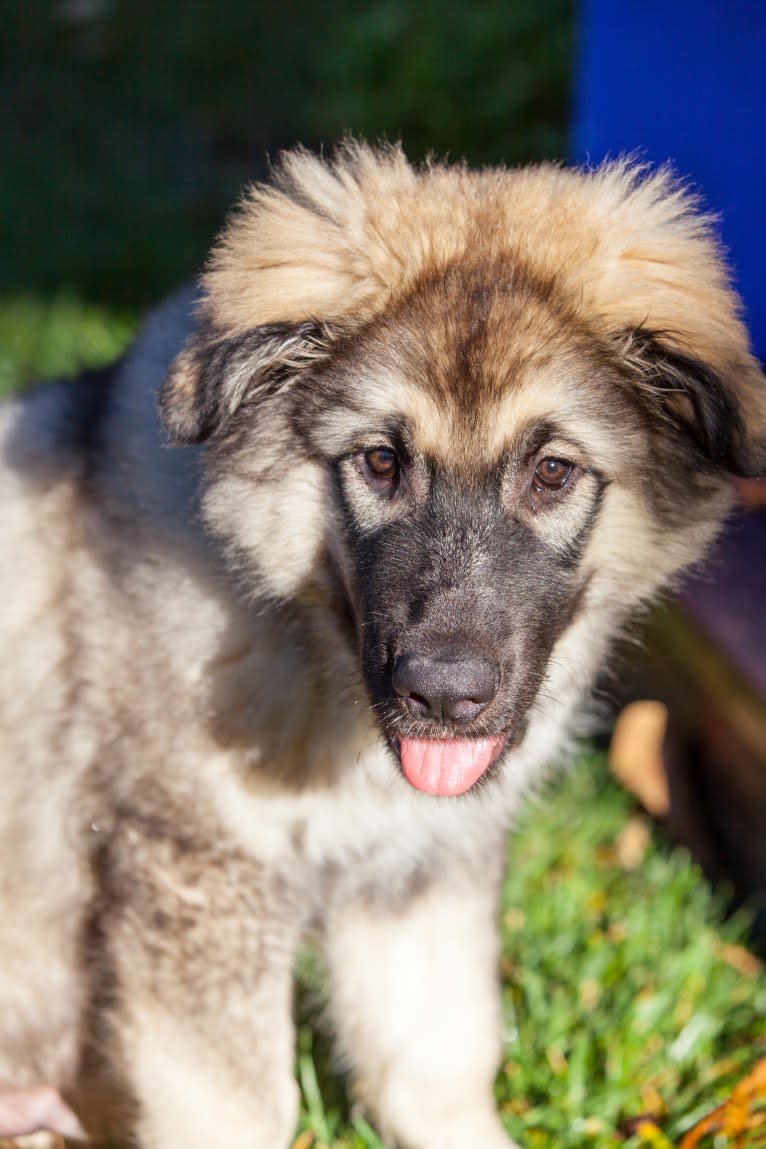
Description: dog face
xmin=161 ymin=143 xmax=766 ymax=796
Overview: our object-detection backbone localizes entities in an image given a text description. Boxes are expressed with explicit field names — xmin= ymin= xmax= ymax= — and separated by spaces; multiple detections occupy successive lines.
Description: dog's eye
xmin=533 ymin=457 xmax=573 ymax=490
xmin=364 ymin=448 xmax=399 ymax=483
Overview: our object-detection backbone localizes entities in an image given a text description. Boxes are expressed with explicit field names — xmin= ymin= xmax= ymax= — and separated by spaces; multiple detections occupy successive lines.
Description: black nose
xmin=392 ymin=651 xmax=499 ymax=724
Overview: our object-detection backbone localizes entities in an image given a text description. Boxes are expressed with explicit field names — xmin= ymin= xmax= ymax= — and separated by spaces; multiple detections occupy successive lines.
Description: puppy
xmin=1 ymin=143 xmax=764 ymax=1149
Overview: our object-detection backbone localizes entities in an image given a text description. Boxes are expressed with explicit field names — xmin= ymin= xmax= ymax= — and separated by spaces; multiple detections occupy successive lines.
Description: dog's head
xmin=161 ymin=143 xmax=766 ymax=796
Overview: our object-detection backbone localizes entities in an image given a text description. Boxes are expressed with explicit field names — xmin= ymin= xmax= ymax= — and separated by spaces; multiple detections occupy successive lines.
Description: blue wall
xmin=574 ymin=0 xmax=766 ymax=360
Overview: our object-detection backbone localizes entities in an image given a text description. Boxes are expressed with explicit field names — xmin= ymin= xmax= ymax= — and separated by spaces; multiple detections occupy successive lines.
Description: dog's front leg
xmin=323 ymin=859 xmax=518 ymax=1149
xmin=101 ymin=825 xmax=302 ymax=1149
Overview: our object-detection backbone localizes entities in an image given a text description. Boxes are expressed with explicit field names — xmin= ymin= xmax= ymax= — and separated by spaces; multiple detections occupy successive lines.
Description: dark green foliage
xmin=0 ymin=0 xmax=573 ymax=308
xmin=307 ymin=1 xmax=572 ymax=167
xmin=0 ymin=294 xmax=135 ymax=394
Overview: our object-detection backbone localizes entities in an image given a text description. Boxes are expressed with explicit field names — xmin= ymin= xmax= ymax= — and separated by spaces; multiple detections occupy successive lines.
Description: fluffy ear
xmin=624 ymin=330 xmax=766 ymax=477
xmin=160 ymin=320 xmax=334 ymax=446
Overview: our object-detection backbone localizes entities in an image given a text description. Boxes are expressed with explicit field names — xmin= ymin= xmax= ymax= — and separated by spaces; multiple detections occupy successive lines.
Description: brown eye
xmin=364 ymin=448 xmax=399 ymax=483
xmin=534 ymin=457 xmax=573 ymax=490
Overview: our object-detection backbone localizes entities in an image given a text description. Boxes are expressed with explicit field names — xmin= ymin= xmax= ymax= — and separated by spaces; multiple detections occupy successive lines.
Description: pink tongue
xmin=399 ymin=735 xmax=506 ymax=797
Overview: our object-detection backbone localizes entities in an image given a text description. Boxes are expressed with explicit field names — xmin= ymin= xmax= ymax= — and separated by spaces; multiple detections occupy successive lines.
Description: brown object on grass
xmin=679 ymin=1056 xmax=766 ymax=1147
xmin=609 ymin=700 xmax=671 ymax=817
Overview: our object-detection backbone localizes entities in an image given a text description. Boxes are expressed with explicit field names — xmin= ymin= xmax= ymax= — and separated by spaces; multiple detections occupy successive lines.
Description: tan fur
xmin=203 ymin=143 xmax=766 ymax=460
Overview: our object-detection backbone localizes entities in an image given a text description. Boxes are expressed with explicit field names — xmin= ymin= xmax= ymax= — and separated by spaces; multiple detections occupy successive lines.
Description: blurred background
xmin=0 ymin=0 xmax=572 ymax=309
xmin=3 ymin=0 xmax=763 ymax=354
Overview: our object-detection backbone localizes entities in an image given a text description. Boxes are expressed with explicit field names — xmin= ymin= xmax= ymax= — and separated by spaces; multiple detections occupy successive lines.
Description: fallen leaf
xmin=609 ymin=701 xmax=670 ymax=816
xmin=679 ymin=1056 xmax=766 ymax=1147
xmin=615 ymin=814 xmax=652 ymax=870
xmin=715 ymin=942 xmax=764 ymax=978
xmin=290 ymin=1131 xmax=315 ymax=1149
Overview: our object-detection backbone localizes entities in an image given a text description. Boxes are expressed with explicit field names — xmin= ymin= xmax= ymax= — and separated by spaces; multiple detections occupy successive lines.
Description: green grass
xmin=0 ymin=294 xmax=136 ymax=395
xmin=497 ymin=760 xmax=764 ymax=1148
xmin=2 ymin=296 xmax=764 ymax=1147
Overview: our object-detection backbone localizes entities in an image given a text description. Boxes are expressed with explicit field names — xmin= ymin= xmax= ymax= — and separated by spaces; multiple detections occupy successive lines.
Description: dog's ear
xmin=160 ymin=320 xmax=335 ymax=446
xmin=624 ymin=331 xmax=766 ymax=477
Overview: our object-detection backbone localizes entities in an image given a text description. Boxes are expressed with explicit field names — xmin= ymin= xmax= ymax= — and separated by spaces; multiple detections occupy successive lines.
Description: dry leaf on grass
xmin=715 ymin=942 xmax=764 ymax=979
xmin=615 ymin=814 xmax=652 ymax=870
xmin=290 ymin=1131 xmax=315 ymax=1149
xmin=679 ymin=1057 xmax=766 ymax=1147
xmin=609 ymin=701 xmax=670 ymax=817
